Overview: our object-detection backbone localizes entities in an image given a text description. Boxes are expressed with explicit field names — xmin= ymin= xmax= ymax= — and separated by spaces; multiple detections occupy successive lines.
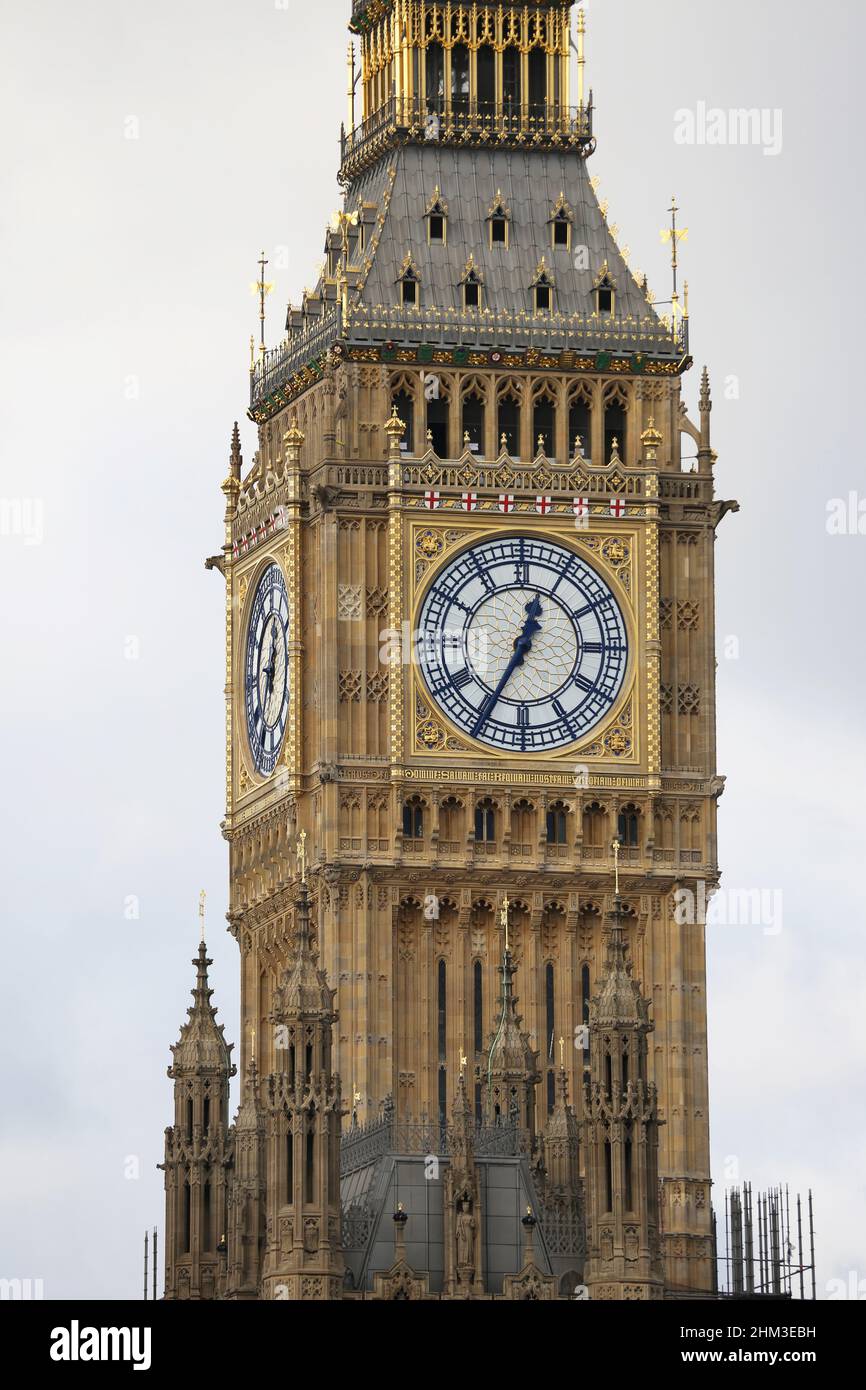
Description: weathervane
xmin=199 ymin=889 xmax=206 ymax=943
xmin=296 ymin=830 xmax=308 ymax=886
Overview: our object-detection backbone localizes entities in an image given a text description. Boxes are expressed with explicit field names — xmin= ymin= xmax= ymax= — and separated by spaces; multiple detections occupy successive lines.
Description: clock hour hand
xmin=470 ymin=595 xmax=543 ymax=737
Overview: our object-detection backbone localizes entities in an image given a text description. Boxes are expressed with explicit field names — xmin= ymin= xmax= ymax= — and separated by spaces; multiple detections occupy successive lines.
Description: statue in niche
xmin=455 ymin=1196 xmax=476 ymax=1281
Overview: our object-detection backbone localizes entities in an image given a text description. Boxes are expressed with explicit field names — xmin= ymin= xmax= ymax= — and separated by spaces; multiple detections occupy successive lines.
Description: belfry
xmin=162 ymin=0 xmax=732 ymax=1299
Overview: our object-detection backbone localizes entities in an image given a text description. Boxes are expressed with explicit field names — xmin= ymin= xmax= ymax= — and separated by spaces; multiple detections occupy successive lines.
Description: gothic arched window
xmin=546 ymin=803 xmax=568 ymax=844
xmin=568 ymin=387 xmax=592 ymax=462
xmin=583 ymin=801 xmax=607 ymax=848
xmin=462 ymin=389 xmax=485 ymax=452
xmin=618 ymin=806 xmax=640 ymax=848
xmin=451 ymin=43 xmax=470 ymax=113
xmin=532 ymin=389 xmax=556 ymax=457
xmin=403 ymin=798 xmax=424 ymax=839
xmin=497 ymin=390 xmax=520 ymax=456
xmin=477 ymin=44 xmax=495 ymax=108
xmin=528 ymin=48 xmax=547 ymax=116
xmin=475 ymin=799 xmax=496 ymax=842
xmin=503 ymin=46 xmax=521 ymax=111
xmin=426 ymin=42 xmax=444 ymax=111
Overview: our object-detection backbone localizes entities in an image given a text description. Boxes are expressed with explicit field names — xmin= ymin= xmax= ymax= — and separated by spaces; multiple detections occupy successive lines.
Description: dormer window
xmin=487 ymin=192 xmax=511 ymax=249
xmin=398 ymin=252 xmax=421 ymax=307
xmin=531 ymin=259 xmax=554 ymax=314
xmin=425 ymin=187 xmax=449 ymax=245
xmin=549 ymin=194 xmax=574 ymax=250
xmin=593 ymin=262 xmax=617 ymax=316
xmin=460 ymin=256 xmax=484 ymax=311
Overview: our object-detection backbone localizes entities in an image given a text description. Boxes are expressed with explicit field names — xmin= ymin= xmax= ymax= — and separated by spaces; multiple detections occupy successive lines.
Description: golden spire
xmin=612 ymin=837 xmax=621 ymax=897
xmin=500 ymin=895 xmax=511 ymax=953
xmin=660 ymin=197 xmax=688 ymax=334
xmin=558 ymin=1036 xmax=565 ymax=1067
xmin=251 ymin=1026 xmax=256 ymax=1062
xmin=199 ymin=889 xmax=206 ymax=943
xmin=577 ymin=6 xmax=587 ymax=112
xmin=460 ymin=1047 xmax=468 ymax=1076
xmin=252 ymin=251 xmax=275 ymax=361
xmin=296 ymin=830 xmax=308 ymax=886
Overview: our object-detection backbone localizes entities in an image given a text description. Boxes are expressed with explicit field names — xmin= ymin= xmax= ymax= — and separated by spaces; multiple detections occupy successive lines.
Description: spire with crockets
xmin=260 ymin=857 xmax=346 ymax=1300
xmin=161 ymin=905 xmax=236 ymax=1301
xmin=484 ymin=896 xmax=539 ymax=1140
xmin=581 ymin=872 xmax=664 ymax=1300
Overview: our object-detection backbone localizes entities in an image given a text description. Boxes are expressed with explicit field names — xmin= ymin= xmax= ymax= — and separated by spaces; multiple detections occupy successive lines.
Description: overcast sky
xmin=0 ymin=0 xmax=863 ymax=1299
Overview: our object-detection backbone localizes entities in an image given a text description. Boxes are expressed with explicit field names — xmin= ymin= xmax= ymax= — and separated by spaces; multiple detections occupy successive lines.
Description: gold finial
xmin=353 ymin=1087 xmax=362 ymax=1110
xmin=296 ymin=830 xmax=308 ymax=886
xmin=199 ymin=889 xmax=206 ymax=943
xmin=612 ymin=837 xmax=621 ymax=897
xmin=385 ymin=404 xmax=406 ymax=458
xmin=460 ymin=1048 xmax=468 ymax=1076
xmin=641 ymin=416 xmax=664 ymax=461
xmin=251 ymin=1026 xmax=256 ymax=1061
xmin=559 ymin=1036 xmax=565 ymax=1067
xmin=284 ymin=410 xmax=305 ymax=454
xmin=500 ymin=895 xmax=511 ymax=953
xmin=249 ymin=334 xmax=255 ymax=375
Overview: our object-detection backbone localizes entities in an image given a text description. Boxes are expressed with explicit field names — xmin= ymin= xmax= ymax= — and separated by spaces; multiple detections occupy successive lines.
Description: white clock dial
xmin=244 ymin=563 xmax=290 ymax=776
xmin=417 ymin=535 xmax=629 ymax=753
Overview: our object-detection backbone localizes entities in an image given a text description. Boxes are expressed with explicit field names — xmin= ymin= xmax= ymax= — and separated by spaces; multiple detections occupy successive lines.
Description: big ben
xmin=162 ymin=0 xmax=729 ymax=1301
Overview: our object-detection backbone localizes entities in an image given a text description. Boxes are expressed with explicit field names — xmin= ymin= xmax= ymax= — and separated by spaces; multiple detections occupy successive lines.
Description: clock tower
xmin=170 ymin=0 xmax=732 ymax=1300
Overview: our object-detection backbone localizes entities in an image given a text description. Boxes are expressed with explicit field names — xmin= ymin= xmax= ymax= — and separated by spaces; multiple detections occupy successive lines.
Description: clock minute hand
xmin=470 ymin=595 xmax=543 ymax=738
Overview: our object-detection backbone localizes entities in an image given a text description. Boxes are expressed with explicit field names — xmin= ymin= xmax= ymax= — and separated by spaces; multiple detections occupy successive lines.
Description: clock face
xmin=417 ymin=536 xmax=629 ymax=753
xmin=244 ymin=563 xmax=290 ymax=776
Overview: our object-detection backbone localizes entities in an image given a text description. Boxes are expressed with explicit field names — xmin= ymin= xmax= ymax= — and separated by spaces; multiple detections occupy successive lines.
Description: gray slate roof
xmin=349 ymin=143 xmax=656 ymax=323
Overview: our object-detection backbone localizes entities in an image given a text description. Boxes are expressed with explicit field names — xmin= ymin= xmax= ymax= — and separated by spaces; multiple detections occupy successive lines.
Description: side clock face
xmin=417 ymin=536 xmax=629 ymax=753
xmin=244 ymin=563 xmax=290 ymax=776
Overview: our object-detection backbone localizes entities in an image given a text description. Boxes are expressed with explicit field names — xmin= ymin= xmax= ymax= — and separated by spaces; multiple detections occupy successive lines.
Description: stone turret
xmin=582 ymin=898 xmax=664 ymax=1301
xmin=261 ymin=881 xmax=345 ymax=1300
xmin=162 ymin=940 xmax=236 ymax=1301
xmin=484 ymin=941 xmax=540 ymax=1145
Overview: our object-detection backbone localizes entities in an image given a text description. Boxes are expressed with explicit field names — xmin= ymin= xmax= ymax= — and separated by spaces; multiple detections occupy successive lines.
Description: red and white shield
xmin=535 ymin=495 xmax=552 ymax=515
xmin=498 ymin=494 xmax=515 ymax=513
xmin=609 ymin=497 xmax=626 ymax=518
xmin=425 ymin=491 xmax=441 ymax=510
xmin=573 ymin=497 xmax=590 ymax=518
xmin=461 ymin=492 xmax=478 ymax=512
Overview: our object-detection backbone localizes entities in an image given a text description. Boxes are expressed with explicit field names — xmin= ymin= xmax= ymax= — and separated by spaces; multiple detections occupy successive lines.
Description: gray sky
xmin=1 ymin=0 xmax=863 ymax=1298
